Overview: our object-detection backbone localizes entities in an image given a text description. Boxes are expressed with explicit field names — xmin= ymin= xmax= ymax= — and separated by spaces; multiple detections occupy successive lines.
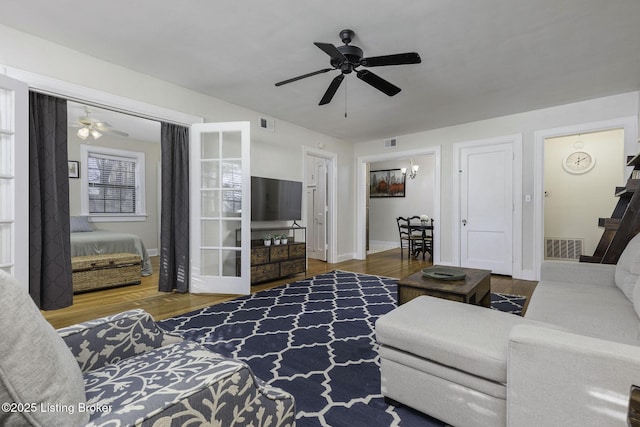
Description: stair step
xmin=615 ymin=179 xmax=640 ymax=197
xmin=579 ymin=255 xmax=603 ymax=263
xmin=598 ymin=218 xmax=621 ymax=229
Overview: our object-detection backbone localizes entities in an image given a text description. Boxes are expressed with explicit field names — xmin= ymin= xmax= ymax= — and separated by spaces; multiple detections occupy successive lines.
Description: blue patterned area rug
xmin=158 ymin=270 xmax=526 ymax=427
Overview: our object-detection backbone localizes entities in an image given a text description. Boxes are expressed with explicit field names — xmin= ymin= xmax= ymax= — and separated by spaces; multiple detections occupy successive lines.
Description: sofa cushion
xmin=0 ymin=270 xmax=89 ymax=427
xmin=614 ymin=232 xmax=640 ymax=301
xmin=632 ymin=276 xmax=640 ymax=319
xmin=525 ymin=279 xmax=640 ymax=345
xmin=375 ymin=296 xmax=545 ymax=384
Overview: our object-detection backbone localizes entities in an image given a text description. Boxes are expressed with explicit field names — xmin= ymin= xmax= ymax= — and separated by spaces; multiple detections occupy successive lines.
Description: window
xmin=80 ymin=145 xmax=146 ymax=221
xmin=222 ymin=160 xmax=242 ymax=216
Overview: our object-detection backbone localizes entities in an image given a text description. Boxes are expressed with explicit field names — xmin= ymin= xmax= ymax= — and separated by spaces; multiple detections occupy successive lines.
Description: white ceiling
xmin=3 ymin=0 xmax=640 ymax=142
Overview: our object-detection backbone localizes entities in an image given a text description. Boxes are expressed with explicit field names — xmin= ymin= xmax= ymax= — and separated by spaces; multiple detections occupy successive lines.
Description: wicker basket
xmin=72 ymin=253 xmax=142 ymax=293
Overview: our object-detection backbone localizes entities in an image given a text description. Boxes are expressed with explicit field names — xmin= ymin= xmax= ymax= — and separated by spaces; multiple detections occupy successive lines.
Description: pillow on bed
xmin=70 ymin=216 xmax=93 ymax=232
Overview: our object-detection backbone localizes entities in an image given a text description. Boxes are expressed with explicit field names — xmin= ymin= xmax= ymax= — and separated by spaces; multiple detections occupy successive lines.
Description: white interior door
xmin=307 ymin=157 xmax=327 ymax=261
xmin=460 ymin=142 xmax=513 ymax=275
xmin=0 ymin=74 xmax=28 ymax=288
xmin=190 ymin=122 xmax=250 ymax=294
xmin=313 ymin=158 xmax=327 ymax=261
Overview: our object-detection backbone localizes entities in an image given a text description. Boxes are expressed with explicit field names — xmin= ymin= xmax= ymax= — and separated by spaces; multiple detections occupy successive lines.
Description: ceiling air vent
xmin=384 ymin=138 xmax=397 ymax=149
xmin=259 ymin=116 xmax=275 ymax=132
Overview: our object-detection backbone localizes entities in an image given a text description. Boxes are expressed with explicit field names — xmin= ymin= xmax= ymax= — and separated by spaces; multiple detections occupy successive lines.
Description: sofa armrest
xmin=540 ymin=261 xmax=616 ymax=287
xmin=85 ymin=340 xmax=296 ymax=427
xmin=507 ymin=324 xmax=640 ymax=427
xmin=57 ymin=309 xmax=182 ymax=373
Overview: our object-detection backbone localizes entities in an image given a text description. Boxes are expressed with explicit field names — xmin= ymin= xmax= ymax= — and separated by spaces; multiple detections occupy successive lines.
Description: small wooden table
xmin=397 ymin=266 xmax=491 ymax=307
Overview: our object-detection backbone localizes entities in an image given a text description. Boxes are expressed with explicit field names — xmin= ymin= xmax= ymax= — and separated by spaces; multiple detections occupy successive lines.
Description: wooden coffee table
xmin=397 ymin=266 xmax=491 ymax=307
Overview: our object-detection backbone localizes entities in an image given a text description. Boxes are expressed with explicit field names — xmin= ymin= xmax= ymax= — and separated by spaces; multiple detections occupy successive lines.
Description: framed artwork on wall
xmin=370 ymin=168 xmax=405 ymax=197
xmin=68 ymin=161 xmax=79 ymax=178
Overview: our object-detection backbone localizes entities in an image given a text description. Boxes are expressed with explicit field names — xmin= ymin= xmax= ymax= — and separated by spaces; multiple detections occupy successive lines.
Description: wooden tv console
xmin=238 ymin=227 xmax=307 ymax=285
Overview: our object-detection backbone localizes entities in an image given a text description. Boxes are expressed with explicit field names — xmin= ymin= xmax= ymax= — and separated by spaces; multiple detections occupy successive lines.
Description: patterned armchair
xmin=0 ymin=271 xmax=295 ymax=427
xmin=59 ymin=309 xmax=296 ymax=426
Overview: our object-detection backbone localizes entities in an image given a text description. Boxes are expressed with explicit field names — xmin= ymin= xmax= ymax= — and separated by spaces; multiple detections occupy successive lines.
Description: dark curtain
xmin=29 ymin=92 xmax=72 ymax=310
xmin=159 ymin=123 xmax=190 ymax=292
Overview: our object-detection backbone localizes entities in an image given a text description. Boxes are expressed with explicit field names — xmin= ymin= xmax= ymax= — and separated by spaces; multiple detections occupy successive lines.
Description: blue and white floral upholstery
xmin=58 ymin=309 xmax=182 ymax=372
xmin=59 ymin=309 xmax=296 ymax=427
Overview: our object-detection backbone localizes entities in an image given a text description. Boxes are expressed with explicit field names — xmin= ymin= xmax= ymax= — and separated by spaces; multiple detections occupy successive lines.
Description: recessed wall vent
xmin=384 ymin=137 xmax=397 ymax=149
xmin=545 ymin=238 xmax=584 ymax=261
xmin=259 ymin=116 xmax=275 ymax=132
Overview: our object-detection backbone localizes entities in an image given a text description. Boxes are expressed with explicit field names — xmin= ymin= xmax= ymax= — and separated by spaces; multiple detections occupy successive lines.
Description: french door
xmin=0 ymin=74 xmax=28 ymax=288
xmin=189 ymin=122 xmax=251 ymax=294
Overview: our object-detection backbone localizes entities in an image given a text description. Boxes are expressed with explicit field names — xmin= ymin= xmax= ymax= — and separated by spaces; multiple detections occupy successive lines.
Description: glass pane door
xmin=0 ymin=75 xmax=28 ymax=288
xmin=190 ymin=122 xmax=250 ymax=294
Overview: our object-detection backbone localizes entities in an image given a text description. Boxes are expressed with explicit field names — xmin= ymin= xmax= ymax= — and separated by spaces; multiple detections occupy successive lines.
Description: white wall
xmin=369 ymin=155 xmax=435 ymax=245
xmin=0 ymin=24 xmax=355 ymax=261
xmin=544 ymin=129 xmax=624 ymax=256
xmin=355 ymin=92 xmax=639 ymax=278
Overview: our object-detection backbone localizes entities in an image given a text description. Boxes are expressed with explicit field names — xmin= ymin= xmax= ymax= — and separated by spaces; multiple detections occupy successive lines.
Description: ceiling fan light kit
xmin=72 ymin=106 xmax=129 ymax=140
xmin=275 ymin=29 xmax=421 ymax=106
xmin=77 ymin=127 xmax=90 ymax=140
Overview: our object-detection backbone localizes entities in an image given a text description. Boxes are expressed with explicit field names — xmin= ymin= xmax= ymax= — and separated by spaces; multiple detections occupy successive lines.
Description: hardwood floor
xmin=43 ymin=249 xmax=537 ymax=329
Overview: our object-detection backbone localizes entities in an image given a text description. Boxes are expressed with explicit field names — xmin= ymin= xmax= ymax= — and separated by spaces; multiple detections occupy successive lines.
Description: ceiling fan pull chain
xmin=344 ymin=78 xmax=348 ymax=118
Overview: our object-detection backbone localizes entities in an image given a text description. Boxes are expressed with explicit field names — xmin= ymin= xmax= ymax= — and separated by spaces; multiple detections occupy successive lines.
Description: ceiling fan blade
xmin=319 ymin=74 xmax=345 ymax=105
xmin=94 ymin=121 xmax=114 ymax=130
xmin=275 ymin=68 xmax=333 ymax=86
xmin=356 ymin=70 xmax=401 ymax=96
xmin=360 ymin=52 xmax=421 ymax=67
xmin=314 ymin=42 xmax=347 ymax=62
xmin=103 ymin=129 xmax=129 ymax=137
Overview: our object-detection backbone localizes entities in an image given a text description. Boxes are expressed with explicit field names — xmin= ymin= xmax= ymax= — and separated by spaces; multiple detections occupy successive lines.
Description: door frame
xmin=3 ymin=66 xmax=201 ymax=126
xmin=303 ymin=146 xmax=337 ymax=263
xmin=356 ymin=146 xmax=441 ymax=261
xmin=452 ymin=134 xmax=523 ymax=278
xmin=533 ymin=117 xmax=638 ymax=280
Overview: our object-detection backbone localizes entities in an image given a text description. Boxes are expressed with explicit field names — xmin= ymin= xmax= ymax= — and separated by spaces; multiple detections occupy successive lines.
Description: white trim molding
xmin=80 ymin=144 xmax=147 ymax=220
xmin=1 ymin=65 xmax=203 ymax=126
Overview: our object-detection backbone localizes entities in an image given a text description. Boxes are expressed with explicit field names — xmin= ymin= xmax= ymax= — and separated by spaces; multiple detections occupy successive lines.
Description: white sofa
xmin=376 ymin=234 xmax=640 ymax=427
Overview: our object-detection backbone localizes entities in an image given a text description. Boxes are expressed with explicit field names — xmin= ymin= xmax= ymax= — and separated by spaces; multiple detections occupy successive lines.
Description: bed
xmin=70 ymin=226 xmax=153 ymax=276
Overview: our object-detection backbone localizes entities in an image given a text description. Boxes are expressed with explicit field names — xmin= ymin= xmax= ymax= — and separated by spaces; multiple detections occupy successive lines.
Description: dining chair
xmin=396 ymin=216 xmax=425 ymax=259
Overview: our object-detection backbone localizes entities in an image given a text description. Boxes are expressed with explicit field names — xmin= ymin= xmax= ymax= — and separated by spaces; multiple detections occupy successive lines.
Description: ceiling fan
xmin=71 ymin=107 xmax=129 ymax=140
xmin=275 ymin=29 xmax=421 ymax=105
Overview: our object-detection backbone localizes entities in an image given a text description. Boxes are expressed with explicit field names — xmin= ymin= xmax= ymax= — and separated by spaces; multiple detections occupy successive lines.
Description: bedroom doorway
xmin=67 ymin=101 xmax=162 ymax=262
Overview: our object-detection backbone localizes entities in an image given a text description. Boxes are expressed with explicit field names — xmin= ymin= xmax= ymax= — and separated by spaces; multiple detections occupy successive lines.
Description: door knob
xmin=462 ymin=219 xmax=467 ymax=226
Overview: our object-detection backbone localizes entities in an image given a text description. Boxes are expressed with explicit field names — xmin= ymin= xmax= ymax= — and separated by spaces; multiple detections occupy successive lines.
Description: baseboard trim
xmin=337 ymin=252 xmax=356 ymax=263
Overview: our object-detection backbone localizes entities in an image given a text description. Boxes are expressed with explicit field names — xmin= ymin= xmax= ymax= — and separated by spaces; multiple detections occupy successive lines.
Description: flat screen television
xmin=251 ymin=176 xmax=302 ymax=221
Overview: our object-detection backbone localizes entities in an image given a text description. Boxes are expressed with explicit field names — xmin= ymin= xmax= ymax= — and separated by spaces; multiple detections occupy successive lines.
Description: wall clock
xmin=562 ymin=151 xmax=595 ymax=174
